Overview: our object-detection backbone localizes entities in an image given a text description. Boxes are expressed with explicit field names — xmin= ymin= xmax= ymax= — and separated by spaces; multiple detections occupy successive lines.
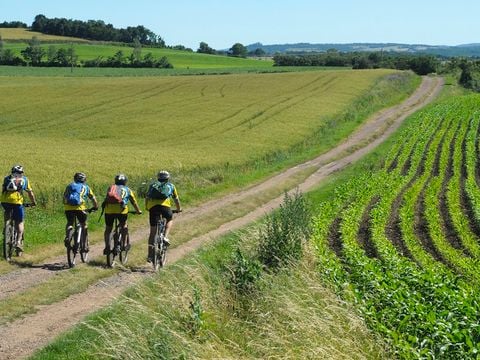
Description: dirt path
xmin=0 ymin=76 xmax=443 ymax=360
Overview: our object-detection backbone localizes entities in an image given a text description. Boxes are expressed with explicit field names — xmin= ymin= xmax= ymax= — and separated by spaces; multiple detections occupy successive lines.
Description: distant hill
xmin=246 ymin=42 xmax=480 ymax=57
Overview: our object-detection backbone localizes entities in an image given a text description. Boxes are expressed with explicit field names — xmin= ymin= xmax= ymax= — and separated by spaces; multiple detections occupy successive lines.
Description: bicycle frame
xmin=66 ymin=209 xmax=92 ymax=268
xmin=152 ymin=215 xmax=167 ymax=271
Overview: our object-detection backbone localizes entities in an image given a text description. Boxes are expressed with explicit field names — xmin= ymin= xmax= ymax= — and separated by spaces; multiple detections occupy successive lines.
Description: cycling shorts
xmin=65 ymin=210 xmax=87 ymax=226
xmin=1 ymin=203 xmax=25 ymax=222
xmin=149 ymin=205 xmax=173 ymax=226
xmin=105 ymin=213 xmax=128 ymax=227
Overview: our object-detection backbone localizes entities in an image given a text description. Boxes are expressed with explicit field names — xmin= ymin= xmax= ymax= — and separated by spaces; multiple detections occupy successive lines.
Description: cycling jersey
xmin=104 ymin=186 xmax=139 ymax=215
xmin=0 ymin=175 xmax=32 ymax=205
xmin=145 ymin=182 xmax=178 ymax=210
xmin=63 ymin=183 xmax=96 ymax=211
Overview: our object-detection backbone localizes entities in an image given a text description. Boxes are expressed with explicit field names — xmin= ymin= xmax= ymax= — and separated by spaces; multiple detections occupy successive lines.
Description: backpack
xmin=106 ymin=184 xmax=127 ymax=205
xmin=148 ymin=181 xmax=173 ymax=200
xmin=64 ymin=182 xmax=85 ymax=206
xmin=3 ymin=175 xmax=24 ymax=193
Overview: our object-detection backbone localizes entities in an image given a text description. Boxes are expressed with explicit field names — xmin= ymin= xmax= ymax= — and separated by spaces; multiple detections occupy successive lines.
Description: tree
xmin=229 ymin=43 xmax=247 ymax=58
xmin=250 ymin=48 xmax=266 ymax=57
xmin=197 ymin=42 xmax=216 ymax=54
xmin=21 ymin=36 xmax=45 ymax=66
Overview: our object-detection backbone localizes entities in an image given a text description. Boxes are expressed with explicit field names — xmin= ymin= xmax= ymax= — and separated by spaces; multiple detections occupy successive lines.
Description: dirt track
xmin=0 ymin=76 xmax=443 ymax=360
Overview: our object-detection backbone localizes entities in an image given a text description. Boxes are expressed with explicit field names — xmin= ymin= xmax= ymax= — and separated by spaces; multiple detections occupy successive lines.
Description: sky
xmin=1 ymin=0 xmax=479 ymax=50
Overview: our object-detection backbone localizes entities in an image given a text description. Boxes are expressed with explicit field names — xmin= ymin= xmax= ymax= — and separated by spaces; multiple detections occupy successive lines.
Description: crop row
xmin=314 ymin=94 xmax=480 ymax=358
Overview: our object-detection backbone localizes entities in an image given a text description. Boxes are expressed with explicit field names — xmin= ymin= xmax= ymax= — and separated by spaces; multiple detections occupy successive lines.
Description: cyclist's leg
xmin=12 ymin=205 xmax=25 ymax=251
xmin=104 ymin=213 xmax=115 ymax=254
xmin=148 ymin=207 xmax=161 ymax=260
xmin=161 ymin=206 xmax=173 ymax=244
xmin=64 ymin=211 xmax=75 ymax=245
xmin=76 ymin=211 xmax=88 ymax=250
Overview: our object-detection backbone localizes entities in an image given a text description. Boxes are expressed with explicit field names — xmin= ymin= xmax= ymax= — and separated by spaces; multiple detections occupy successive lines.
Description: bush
xmin=258 ymin=190 xmax=311 ymax=270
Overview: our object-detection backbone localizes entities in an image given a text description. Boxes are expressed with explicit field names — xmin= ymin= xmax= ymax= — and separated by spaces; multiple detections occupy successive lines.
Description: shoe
xmin=64 ymin=239 xmax=70 ymax=248
xmin=15 ymin=246 xmax=23 ymax=255
xmin=163 ymin=238 xmax=170 ymax=247
xmin=103 ymin=248 xmax=109 ymax=255
xmin=147 ymin=257 xmax=152 ymax=263
xmin=124 ymin=243 xmax=131 ymax=251
xmin=114 ymin=245 xmax=121 ymax=255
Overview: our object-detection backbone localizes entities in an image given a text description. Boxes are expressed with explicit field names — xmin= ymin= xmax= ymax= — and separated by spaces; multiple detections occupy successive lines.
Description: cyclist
xmin=1 ymin=164 xmax=37 ymax=254
xmin=102 ymin=173 xmax=142 ymax=255
xmin=145 ymin=170 xmax=182 ymax=261
xmin=63 ymin=172 xmax=98 ymax=249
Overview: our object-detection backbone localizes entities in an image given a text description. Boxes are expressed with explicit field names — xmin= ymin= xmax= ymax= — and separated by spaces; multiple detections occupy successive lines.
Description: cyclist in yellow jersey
xmin=145 ymin=170 xmax=181 ymax=261
xmin=1 ymin=164 xmax=37 ymax=253
xmin=102 ymin=174 xmax=142 ymax=255
xmin=63 ymin=172 xmax=98 ymax=248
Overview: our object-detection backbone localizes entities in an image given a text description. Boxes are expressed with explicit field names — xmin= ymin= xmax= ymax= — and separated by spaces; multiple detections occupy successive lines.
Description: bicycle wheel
xmin=66 ymin=227 xmax=77 ymax=268
xmin=106 ymin=231 xmax=117 ymax=268
xmin=3 ymin=221 xmax=14 ymax=261
xmin=80 ymin=230 xmax=89 ymax=263
xmin=153 ymin=234 xmax=166 ymax=271
xmin=119 ymin=230 xmax=130 ymax=265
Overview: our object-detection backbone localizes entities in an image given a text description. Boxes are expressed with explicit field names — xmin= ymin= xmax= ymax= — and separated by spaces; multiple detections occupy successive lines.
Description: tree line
xmin=272 ymin=51 xmax=439 ymax=75
xmin=31 ymin=14 xmax=164 ymax=46
xmin=0 ymin=36 xmax=173 ymax=68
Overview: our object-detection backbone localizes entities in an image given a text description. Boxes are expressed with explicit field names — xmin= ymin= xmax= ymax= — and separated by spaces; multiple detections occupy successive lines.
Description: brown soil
xmin=0 ymin=76 xmax=443 ymax=360
xmin=357 ymin=196 xmax=380 ymax=259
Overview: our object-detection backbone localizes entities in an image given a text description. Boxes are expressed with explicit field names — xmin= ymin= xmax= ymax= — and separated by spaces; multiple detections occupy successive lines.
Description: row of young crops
xmin=313 ymin=94 xmax=480 ymax=359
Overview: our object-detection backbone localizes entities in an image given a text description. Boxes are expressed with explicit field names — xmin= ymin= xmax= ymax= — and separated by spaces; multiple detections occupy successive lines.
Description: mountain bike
xmin=105 ymin=212 xmax=138 ymax=268
xmin=151 ymin=209 xmax=180 ymax=271
xmin=2 ymin=203 xmax=33 ymax=261
xmin=65 ymin=208 xmax=96 ymax=268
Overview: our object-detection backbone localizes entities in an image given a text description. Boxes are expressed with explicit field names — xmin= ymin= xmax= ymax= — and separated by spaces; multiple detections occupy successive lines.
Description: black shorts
xmin=65 ymin=210 xmax=87 ymax=225
xmin=105 ymin=213 xmax=128 ymax=227
xmin=149 ymin=205 xmax=173 ymax=226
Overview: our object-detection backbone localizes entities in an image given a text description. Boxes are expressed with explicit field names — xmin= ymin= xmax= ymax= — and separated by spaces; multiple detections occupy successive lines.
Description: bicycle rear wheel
xmin=119 ymin=231 xmax=130 ymax=265
xmin=80 ymin=231 xmax=89 ymax=263
xmin=66 ymin=228 xmax=77 ymax=268
xmin=153 ymin=235 xmax=166 ymax=271
xmin=3 ymin=222 xmax=15 ymax=261
xmin=106 ymin=231 xmax=117 ymax=268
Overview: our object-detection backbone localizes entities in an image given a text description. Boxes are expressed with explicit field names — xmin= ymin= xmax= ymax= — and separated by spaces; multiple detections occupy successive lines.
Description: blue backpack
xmin=148 ymin=181 xmax=173 ymax=200
xmin=64 ymin=182 xmax=85 ymax=206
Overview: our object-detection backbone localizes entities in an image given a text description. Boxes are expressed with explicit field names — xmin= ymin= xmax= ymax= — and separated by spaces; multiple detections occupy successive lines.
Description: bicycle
xmin=151 ymin=209 xmax=180 ymax=271
xmin=2 ymin=203 xmax=33 ymax=261
xmin=105 ymin=212 xmax=138 ymax=268
xmin=65 ymin=207 xmax=96 ymax=268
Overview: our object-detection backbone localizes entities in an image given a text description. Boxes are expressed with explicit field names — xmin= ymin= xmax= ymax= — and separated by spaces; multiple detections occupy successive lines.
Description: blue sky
xmin=2 ymin=0 xmax=478 ymax=49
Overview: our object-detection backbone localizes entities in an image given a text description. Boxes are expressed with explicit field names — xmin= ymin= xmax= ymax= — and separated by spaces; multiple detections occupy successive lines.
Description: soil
xmin=0 ymin=76 xmax=443 ymax=360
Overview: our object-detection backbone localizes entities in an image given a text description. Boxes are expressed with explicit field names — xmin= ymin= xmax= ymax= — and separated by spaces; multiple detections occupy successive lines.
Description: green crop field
xmin=0 ymin=69 xmax=399 ymax=196
xmin=314 ymin=94 xmax=480 ymax=358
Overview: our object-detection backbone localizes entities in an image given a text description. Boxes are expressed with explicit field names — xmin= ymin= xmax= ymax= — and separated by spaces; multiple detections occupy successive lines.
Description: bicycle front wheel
xmin=119 ymin=231 xmax=130 ymax=265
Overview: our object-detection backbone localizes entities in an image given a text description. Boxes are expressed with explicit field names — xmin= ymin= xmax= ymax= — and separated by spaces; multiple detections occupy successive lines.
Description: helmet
xmin=115 ymin=173 xmax=128 ymax=185
xmin=11 ymin=164 xmax=24 ymax=174
xmin=74 ymin=172 xmax=86 ymax=183
xmin=157 ymin=170 xmax=170 ymax=181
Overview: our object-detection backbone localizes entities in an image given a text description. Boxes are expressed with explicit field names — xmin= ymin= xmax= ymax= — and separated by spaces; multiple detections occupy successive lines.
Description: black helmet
xmin=11 ymin=164 xmax=24 ymax=174
xmin=115 ymin=173 xmax=128 ymax=185
xmin=157 ymin=170 xmax=170 ymax=181
xmin=74 ymin=172 xmax=86 ymax=183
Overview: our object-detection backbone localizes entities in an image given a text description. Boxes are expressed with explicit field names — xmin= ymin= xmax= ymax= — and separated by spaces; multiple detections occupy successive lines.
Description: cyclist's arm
xmin=129 ymin=191 xmax=142 ymax=214
xmin=87 ymin=187 xmax=99 ymax=209
xmin=26 ymin=190 xmax=37 ymax=206
xmin=173 ymin=197 xmax=181 ymax=212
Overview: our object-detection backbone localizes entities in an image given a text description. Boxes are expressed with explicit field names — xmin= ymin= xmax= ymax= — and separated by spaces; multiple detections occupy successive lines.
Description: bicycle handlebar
xmin=172 ymin=209 xmax=182 ymax=214
xmin=23 ymin=203 xmax=35 ymax=208
xmin=86 ymin=207 xmax=98 ymax=214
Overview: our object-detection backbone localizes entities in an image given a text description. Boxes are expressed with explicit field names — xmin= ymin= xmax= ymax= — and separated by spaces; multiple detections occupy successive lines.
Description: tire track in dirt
xmin=0 ymin=76 xmax=443 ymax=360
